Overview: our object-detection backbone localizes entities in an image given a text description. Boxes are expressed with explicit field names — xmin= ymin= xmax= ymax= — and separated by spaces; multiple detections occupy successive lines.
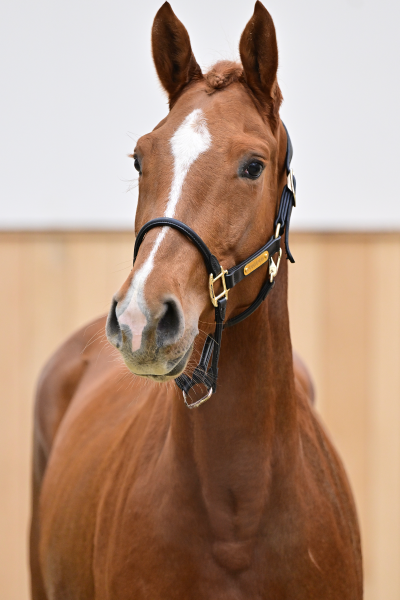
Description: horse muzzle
xmin=106 ymin=293 xmax=197 ymax=381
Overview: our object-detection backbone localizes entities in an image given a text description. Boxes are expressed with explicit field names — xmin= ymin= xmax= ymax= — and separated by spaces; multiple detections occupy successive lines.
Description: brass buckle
xmin=287 ymin=168 xmax=296 ymax=206
xmin=209 ymin=266 xmax=229 ymax=308
xmin=269 ymin=248 xmax=282 ymax=282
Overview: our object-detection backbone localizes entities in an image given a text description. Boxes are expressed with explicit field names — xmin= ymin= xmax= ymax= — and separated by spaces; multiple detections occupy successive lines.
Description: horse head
xmin=106 ymin=1 xmax=288 ymax=382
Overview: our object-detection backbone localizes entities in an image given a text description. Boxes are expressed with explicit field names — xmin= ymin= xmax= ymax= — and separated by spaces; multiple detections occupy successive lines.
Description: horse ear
xmin=239 ymin=1 xmax=282 ymax=126
xmin=152 ymin=2 xmax=202 ymax=106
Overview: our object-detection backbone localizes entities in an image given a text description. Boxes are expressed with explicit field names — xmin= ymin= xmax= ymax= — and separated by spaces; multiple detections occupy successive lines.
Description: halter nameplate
xmin=244 ymin=251 xmax=269 ymax=276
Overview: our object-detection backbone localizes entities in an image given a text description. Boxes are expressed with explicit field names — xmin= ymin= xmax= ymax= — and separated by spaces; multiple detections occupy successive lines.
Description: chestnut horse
xmin=30 ymin=2 xmax=363 ymax=598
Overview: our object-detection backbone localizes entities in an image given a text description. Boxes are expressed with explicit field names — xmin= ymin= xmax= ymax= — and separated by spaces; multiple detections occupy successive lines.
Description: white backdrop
xmin=1 ymin=0 xmax=399 ymax=230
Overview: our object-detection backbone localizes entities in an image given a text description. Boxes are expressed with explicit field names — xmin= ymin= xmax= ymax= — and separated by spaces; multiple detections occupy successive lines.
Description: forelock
xmin=204 ymin=61 xmax=244 ymax=94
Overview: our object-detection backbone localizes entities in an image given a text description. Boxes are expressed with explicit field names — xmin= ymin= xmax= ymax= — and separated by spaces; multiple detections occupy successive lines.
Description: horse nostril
xmin=156 ymin=299 xmax=184 ymax=347
xmin=106 ymin=298 xmax=123 ymax=349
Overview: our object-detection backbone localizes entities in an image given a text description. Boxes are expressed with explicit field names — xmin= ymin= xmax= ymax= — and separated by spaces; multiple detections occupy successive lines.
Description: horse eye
xmin=243 ymin=161 xmax=264 ymax=179
xmin=134 ymin=158 xmax=141 ymax=173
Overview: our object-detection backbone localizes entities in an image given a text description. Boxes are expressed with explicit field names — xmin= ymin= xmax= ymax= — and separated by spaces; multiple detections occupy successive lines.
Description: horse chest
xmin=40 ymin=422 xmax=359 ymax=600
xmin=88 ymin=472 xmax=345 ymax=600
xmin=37 ymin=367 xmax=360 ymax=600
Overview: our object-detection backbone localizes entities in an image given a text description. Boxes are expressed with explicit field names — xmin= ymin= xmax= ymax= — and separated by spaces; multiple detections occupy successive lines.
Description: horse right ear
xmin=152 ymin=2 xmax=202 ymax=107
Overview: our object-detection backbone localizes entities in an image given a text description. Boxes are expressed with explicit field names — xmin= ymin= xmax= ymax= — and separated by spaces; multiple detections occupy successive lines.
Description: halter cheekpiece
xmin=133 ymin=123 xmax=296 ymax=409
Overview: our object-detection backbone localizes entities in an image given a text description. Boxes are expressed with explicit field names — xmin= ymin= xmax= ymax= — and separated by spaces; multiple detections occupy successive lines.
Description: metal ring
xmin=275 ymin=223 xmax=281 ymax=239
xmin=183 ymin=387 xmax=213 ymax=409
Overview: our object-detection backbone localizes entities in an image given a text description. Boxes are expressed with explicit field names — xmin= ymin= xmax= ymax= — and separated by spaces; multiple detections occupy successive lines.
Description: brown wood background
xmin=1 ymin=231 xmax=399 ymax=599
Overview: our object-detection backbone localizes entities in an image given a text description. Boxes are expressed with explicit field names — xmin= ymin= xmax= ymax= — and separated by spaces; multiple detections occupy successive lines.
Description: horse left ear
xmin=239 ymin=1 xmax=282 ymax=127
xmin=152 ymin=2 xmax=202 ymax=107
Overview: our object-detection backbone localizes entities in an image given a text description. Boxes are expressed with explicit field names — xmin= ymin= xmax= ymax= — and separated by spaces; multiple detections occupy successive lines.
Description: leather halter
xmin=133 ymin=123 xmax=296 ymax=408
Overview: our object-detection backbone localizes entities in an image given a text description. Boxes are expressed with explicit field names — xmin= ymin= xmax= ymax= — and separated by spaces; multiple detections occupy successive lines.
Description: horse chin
xmin=123 ymin=343 xmax=194 ymax=383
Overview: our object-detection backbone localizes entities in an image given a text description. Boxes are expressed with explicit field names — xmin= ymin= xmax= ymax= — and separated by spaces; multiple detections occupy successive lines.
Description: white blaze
xmin=166 ymin=108 xmax=212 ymax=217
xmin=118 ymin=109 xmax=212 ymax=351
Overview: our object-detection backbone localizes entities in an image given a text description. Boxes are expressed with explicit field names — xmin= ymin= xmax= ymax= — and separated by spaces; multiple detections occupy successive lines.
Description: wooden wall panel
xmin=366 ymin=240 xmax=400 ymax=599
xmin=1 ymin=231 xmax=399 ymax=599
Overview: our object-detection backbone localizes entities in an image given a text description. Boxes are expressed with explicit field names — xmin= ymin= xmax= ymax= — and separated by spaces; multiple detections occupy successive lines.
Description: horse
xmin=30 ymin=2 xmax=363 ymax=598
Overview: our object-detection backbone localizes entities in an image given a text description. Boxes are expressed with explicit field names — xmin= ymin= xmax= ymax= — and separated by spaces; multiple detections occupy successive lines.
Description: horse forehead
xmin=169 ymin=108 xmax=212 ymax=163
xmin=138 ymin=107 xmax=212 ymax=158
xmin=138 ymin=89 xmax=269 ymax=168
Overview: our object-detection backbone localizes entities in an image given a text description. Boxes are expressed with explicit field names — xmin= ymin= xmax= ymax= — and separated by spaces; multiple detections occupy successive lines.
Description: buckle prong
xmin=209 ymin=266 xmax=229 ymax=308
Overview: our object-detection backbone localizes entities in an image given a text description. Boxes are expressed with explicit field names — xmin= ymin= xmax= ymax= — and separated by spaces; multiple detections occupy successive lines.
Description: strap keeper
xmin=287 ymin=168 xmax=296 ymax=206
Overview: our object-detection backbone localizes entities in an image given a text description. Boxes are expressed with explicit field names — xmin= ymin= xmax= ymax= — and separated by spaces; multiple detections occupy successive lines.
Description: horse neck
xmin=170 ymin=259 xmax=298 ymax=500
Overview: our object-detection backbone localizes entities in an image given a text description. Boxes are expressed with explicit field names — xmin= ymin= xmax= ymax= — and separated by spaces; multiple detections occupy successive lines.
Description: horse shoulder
xmin=33 ymin=315 xmax=107 ymax=470
xmin=31 ymin=316 xmax=107 ymax=599
xmin=294 ymin=373 xmax=363 ymax=595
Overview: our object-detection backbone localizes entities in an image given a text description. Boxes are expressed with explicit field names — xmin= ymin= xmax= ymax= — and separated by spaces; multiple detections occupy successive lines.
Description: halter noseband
xmin=133 ymin=123 xmax=296 ymax=408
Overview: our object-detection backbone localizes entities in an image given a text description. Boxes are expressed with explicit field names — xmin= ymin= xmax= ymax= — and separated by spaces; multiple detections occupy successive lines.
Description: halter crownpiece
xmin=133 ymin=123 xmax=296 ymax=409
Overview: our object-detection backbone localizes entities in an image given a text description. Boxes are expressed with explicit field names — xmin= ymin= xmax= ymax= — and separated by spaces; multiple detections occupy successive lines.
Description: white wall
xmin=1 ymin=0 xmax=399 ymax=230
